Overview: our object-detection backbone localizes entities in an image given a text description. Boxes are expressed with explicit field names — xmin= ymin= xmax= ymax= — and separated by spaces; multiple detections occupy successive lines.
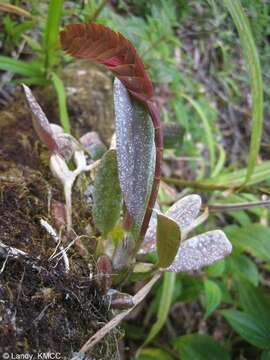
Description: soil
xmin=0 ymin=63 xmax=120 ymax=359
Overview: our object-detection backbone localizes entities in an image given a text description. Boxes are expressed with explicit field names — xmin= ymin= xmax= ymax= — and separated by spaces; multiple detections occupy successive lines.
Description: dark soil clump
xmin=0 ymin=257 xmax=110 ymax=357
xmin=0 ymin=80 xmax=119 ymax=359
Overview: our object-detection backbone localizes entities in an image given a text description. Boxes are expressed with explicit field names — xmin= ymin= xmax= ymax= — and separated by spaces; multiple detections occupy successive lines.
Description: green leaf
xmin=114 ymin=78 xmax=155 ymax=236
xmin=156 ymin=214 xmax=181 ymax=269
xmin=203 ymin=279 xmax=222 ymax=318
xmin=177 ymin=276 xmax=203 ymax=303
xmin=261 ymin=350 xmax=270 ymax=360
xmin=173 ymin=334 xmax=230 ymax=360
xmin=0 ymin=56 xmax=43 ymax=77
xmin=228 ymin=254 xmax=259 ymax=286
xmin=238 ymin=281 xmax=270 ymax=331
xmin=138 ymin=348 xmax=173 ymax=360
xmin=206 ymin=259 xmax=225 ymax=277
xmin=221 ymin=309 xmax=270 ymax=349
xmin=43 ymin=0 xmax=64 ymax=70
xmin=11 ymin=21 xmax=34 ymax=38
xmin=227 ymin=224 xmax=270 ymax=262
xmin=224 ymin=0 xmax=263 ymax=184
xmin=93 ymin=150 xmax=122 ymax=237
xmin=143 ymin=272 xmax=176 ymax=348
xmin=51 ymin=72 xmax=70 ymax=133
xmin=217 ymin=280 xmax=234 ymax=305
xmin=22 ymin=34 xmax=42 ymax=52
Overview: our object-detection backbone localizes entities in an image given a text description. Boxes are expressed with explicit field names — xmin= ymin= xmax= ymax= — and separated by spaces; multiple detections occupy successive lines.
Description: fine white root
xmin=0 ymin=240 xmax=29 ymax=258
xmin=0 ymin=241 xmax=45 ymax=272
xmin=0 ymin=256 xmax=9 ymax=274
xmin=50 ymin=234 xmax=86 ymax=263
xmin=40 ymin=219 xmax=70 ymax=273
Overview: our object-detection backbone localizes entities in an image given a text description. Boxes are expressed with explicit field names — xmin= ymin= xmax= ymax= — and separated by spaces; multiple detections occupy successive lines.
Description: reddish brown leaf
xmin=60 ymin=23 xmax=153 ymax=102
xmin=22 ymin=84 xmax=59 ymax=152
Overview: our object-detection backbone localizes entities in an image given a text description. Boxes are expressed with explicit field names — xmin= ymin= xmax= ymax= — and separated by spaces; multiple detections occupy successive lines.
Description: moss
xmin=0 ymin=79 xmax=119 ymax=359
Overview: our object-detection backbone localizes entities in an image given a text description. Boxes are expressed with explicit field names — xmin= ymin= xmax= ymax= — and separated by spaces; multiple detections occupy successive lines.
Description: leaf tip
xmin=167 ymin=229 xmax=232 ymax=273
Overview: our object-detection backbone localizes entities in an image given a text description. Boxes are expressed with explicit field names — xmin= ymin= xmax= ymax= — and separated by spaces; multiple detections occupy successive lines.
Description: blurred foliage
xmin=1 ymin=0 xmax=270 ymax=359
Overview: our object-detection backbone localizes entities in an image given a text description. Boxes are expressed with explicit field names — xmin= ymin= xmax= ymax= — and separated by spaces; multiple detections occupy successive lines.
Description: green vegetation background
xmin=1 ymin=0 xmax=270 ymax=359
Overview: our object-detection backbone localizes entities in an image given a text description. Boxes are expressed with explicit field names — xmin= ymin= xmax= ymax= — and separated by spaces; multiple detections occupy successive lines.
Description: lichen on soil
xmin=0 ymin=64 xmax=120 ymax=359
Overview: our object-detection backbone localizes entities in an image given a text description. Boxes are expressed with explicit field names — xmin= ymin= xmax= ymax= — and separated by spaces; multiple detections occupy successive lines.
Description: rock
xmin=62 ymin=61 xmax=115 ymax=145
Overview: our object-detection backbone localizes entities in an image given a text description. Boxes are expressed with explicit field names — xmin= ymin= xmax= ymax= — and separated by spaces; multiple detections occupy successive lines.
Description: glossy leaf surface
xmin=167 ymin=230 xmax=232 ymax=272
xmin=114 ymin=78 xmax=155 ymax=232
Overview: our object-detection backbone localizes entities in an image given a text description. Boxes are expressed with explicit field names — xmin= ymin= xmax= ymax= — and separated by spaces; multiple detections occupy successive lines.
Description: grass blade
xmin=162 ymin=161 xmax=270 ymax=191
xmin=206 ymin=161 xmax=270 ymax=187
xmin=224 ymin=0 xmax=263 ymax=184
xmin=180 ymin=93 xmax=216 ymax=172
xmin=0 ymin=3 xmax=32 ymax=18
xmin=13 ymin=77 xmax=49 ymax=86
xmin=142 ymin=272 xmax=176 ymax=348
xmin=212 ymin=145 xmax=226 ymax=178
xmin=43 ymin=0 xmax=64 ymax=71
xmin=51 ymin=72 xmax=70 ymax=133
xmin=0 ymin=56 xmax=43 ymax=77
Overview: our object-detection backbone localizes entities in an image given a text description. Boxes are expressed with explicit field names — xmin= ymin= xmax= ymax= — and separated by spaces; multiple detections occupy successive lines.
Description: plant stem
xmin=161 ymin=176 xmax=258 ymax=193
xmin=64 ymin=180 xmax=73 ymax=233
xmin=207 ymin=199 xmax=270 ymax=213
